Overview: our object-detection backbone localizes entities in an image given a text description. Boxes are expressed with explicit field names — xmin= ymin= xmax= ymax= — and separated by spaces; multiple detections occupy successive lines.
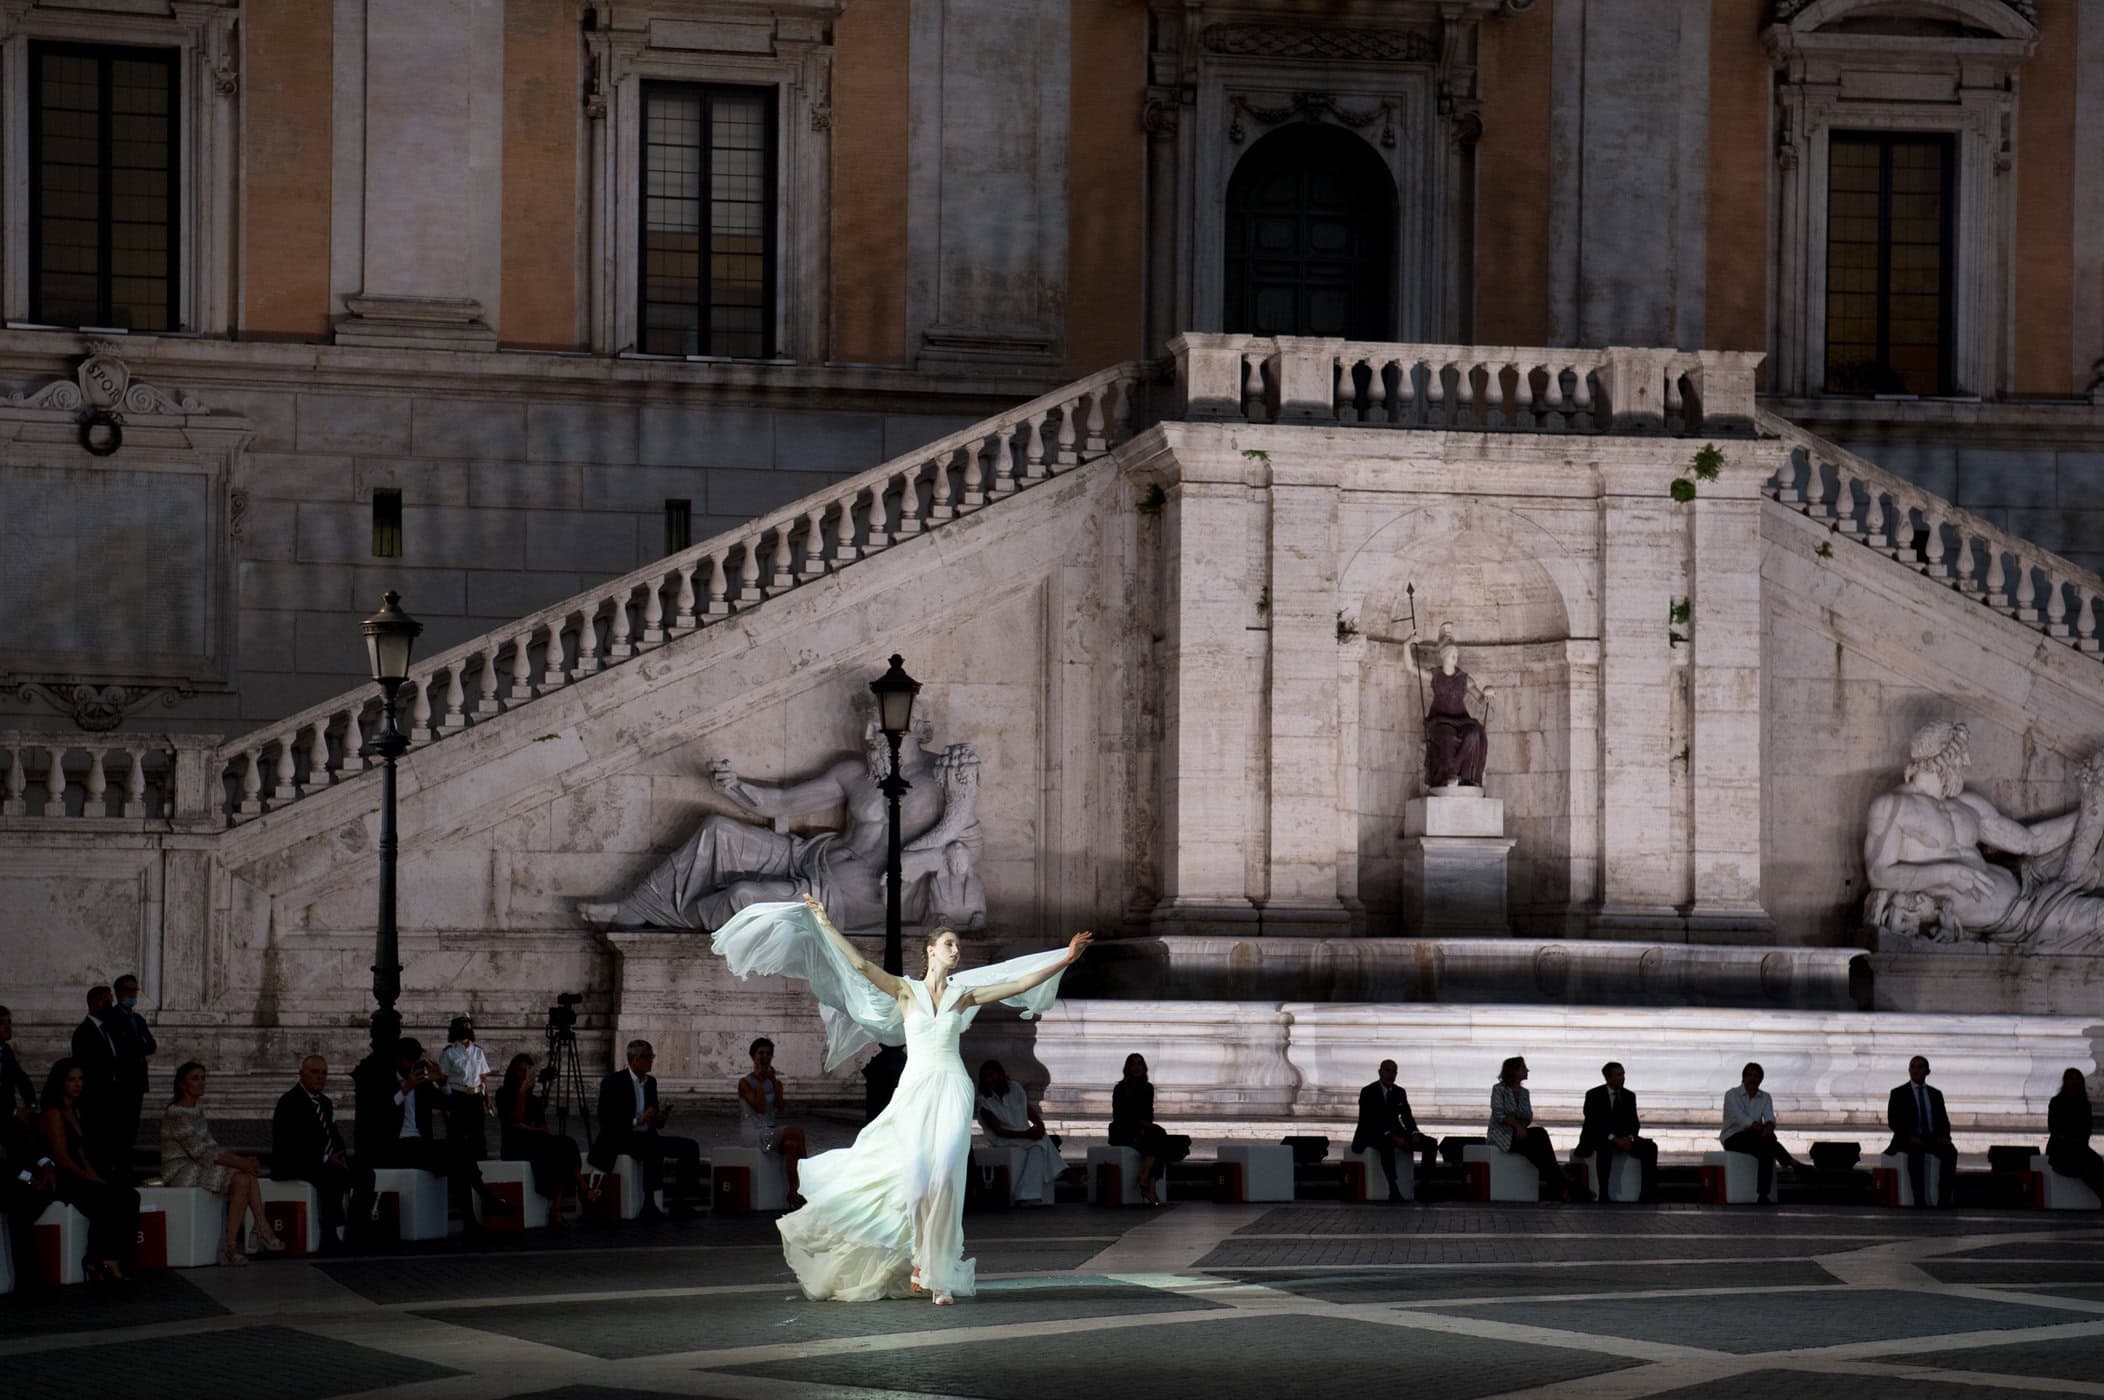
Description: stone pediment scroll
xmin=4 ymin=343 xmax=209 ymax=417
xmin=582 ymin=694 xmax=987 ymax=935
xmin=1864 ymin=721 xmax=2104 ymax=954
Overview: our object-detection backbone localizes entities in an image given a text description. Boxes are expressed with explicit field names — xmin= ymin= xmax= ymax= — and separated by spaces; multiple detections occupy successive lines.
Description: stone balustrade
xmin=0 ymin=732 xmax=221 ymax=824
xmin=1172 ymin=333 xmax=1760 ymax=437
xmin=198 ymin=362 xmax=1144 ymax=828
xmin=1762 ymin=410 xmax=2104 ymax=658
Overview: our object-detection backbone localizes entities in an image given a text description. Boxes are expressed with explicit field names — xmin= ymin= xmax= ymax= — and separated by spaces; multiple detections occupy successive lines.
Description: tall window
xmin=1224 ymin=124 xmax=1396 ymax=341
xmin=30 ymin=43 xmax=179 ymax=332
xmin=1825 ymin=133 xmax=1952 ymax=396
xmin=640 ymin=83 xmax=776 ymax=359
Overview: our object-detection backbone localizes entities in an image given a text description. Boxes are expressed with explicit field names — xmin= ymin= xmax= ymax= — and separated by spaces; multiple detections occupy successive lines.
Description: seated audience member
xmin=1107 ymin=1053 xmax=1188 ymax=1207
xmin=2045 ymin=1066 xmax=2104 ymax=1207
xmin=3 ymin=1107 xmax=59 ymax=1291
xmin=494 ymin=1053 xmax=585 ymax=1220
xmin=1577 ymin=1061 xmax=1658 ymax=1204
xmin=737 ymin=1038 xmax=808 ymax=1202
xmin=1489 ymin=1056 xmax=1583 ymax=1202
xmin=162 ymin=1061 xmax=284 ymax=1264
xmin=1720 ymin=1061 xmax=1801 ymax=1205
xmin=1352 ymin=1059 xmax=1438 ymax=1204
xmin=0 ymin=1003 xmax=38 ymax=1120
xmin=271 ymin=1055 xmax=368 ymax=1251
xmin=353 ymin=1035 xmax=513 ymax=1235
xmin=976 ymin=1059 xmax=1073 ymax=1203
xmin=1886 ymin=1055 xmax=1956 ymax=1208
xmin=590 ymin=1040 xmax=703 ymax=1216
xmin=39 ymin=1057 xmax=140 ymax=1281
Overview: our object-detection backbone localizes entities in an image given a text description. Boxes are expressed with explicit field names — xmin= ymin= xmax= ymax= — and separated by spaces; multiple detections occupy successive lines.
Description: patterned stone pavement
xmin=2 ymin=1202 xmax=2100 ymax=1399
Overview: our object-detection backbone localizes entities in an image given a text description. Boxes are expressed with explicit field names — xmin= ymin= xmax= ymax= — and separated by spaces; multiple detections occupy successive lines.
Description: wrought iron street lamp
xmin=358 ymin=590 xmax=422 ymax=1047
xmin=862 ymin=653 xmax=920 ymax=1119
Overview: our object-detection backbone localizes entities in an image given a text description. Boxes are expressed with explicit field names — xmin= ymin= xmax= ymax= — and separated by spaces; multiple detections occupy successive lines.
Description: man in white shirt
xmin=1720 ymin=1061 xmax=1801 ymax=1204
xmin=1885 ymin=1055 xmax=1956 ymax=1208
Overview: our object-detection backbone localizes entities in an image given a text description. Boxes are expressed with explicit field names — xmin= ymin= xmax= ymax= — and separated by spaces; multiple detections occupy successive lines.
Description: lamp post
xmin=358 ymin=590 xmax=422 ymax=1050
xmin=862 ymin=653 xmax=920 ymax=1119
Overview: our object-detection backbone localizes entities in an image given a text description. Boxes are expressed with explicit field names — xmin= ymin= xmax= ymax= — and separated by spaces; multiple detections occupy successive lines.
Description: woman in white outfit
xmin=975 ymin=1060 xmax=1069 ymax=1205
xmin=711 ymin=893 xmax=1088 ymax=1304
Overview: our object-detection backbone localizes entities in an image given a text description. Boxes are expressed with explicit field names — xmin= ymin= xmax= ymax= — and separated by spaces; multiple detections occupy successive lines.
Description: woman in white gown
xmin=711 ymin=892 xmax=1089 ymax=1304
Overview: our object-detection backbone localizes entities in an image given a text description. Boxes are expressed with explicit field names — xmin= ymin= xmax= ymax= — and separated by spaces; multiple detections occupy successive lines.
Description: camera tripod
xmin=542 ymin=1022 xmax=594 ymax=1145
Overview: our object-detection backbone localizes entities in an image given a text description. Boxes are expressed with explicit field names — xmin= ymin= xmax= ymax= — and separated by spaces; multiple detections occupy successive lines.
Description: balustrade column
xmin=3 ymin=746 xmax=24 ymax=815
xmin=84 ymin=748 xmax=109 ymax=817
xmin=124 ymin=747 xmax=148 ymax=817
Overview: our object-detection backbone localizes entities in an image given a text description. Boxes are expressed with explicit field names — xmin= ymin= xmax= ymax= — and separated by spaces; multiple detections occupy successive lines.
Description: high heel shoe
xmin=933 ymin=1291 xmax=955 ymax=1305
xmin=256 ymin=1227 xmax=288 ymax=1253
xmin=220 ymin=1243 xmax=250 ymax=1266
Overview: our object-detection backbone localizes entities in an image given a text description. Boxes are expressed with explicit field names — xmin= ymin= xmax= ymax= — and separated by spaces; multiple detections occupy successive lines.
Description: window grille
xmin=640 ymin=83 xmax=776 ymax=359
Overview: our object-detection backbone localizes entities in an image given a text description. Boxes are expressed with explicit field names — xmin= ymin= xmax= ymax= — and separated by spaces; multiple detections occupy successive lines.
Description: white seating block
xmin=475 ymin=1160 xmax=551 ymax=1229
xmin=1702 ymin=1150 xmax=1760 ymax=1203
xmin=2031 ymin=1155 xmax=2101 ymax=1210
xmin=1579 ymin=1152 xmax=1645 ymax=1204
xmin=138 ymin=1186 xmax=226 ymax=1267
xmin=712 ymin=1146 xmax=789 ymax=1211
xmin=257 ymin=1179 xmax=326 ymax=1253
xmin=1218 ymin=1144 xmax=1295 ymax=1203
xmin=1875 ymin=1152 xmax=1945 ymax=1206
xmin=372 ymin=1167 xmax=449 ymax=1240
xmin=1351 ymin=1146 xmax=1415 ymax=1202
xmin=1462 ymin=1143 xmax=1539 ymax=1202
xmin=1086 ymin=1146 xmax=1165 ymax=1205
xmin=33 ymin=1202 xmax=87 ymax=1285
xmin=972 ymin=1144 xmax=1057 ymax=1206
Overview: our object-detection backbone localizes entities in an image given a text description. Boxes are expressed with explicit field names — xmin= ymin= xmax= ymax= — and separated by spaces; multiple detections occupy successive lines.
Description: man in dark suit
xmin=351 ymin=1035 xmax=511 ymax=1236
xmin=106 ymin=974 xmax=156 ymax=1184
xmin=1577 ymin=1062 xmax=1657 ymax=1203
xmin=1350 ymin=1060 xmax=1437 ymax=1204
xmin=591 ymin=1040 xmax=702 ymax=1216
xmin=272 ymin=1055 xmax=370 ymax=1251
xmin=0 ymin=1004 xmax=38 ymax=1121
xmin=2 ymin=1108 xmax=59 ymax=1291
xmin=70 ymin=985 xmax=125 ymax=1179
xmin=1886 ymin=1055 xmax=1955 ymax=1208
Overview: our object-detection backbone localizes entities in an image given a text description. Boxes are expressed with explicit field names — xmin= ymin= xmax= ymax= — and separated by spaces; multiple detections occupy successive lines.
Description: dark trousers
xmin=1591 ymin=1138 xmax=1659 ymax=1203
xmin=502 ymin=1129 xmax=584 ymax=1201
xmin=1898 ymin=1140 xmax=1957 ymax=1207
xmin=55 ymin=1173 xmax=140 ymax=1270
xmin=2047 ymin=1145 xmax=2104 ymax=1205
xmin=275 ymin=1161 xmax=372 ymax=1246
xmin=83 ymin=1089 xmax=141 ymax=1184
xmin=1505 ymin=1127 xmax=1575 ymax=1201
xmin=1723 ymin=1129 xmax=1796 ymax=1201
xmin=377 ymin=1134 xmax=486 ymax=1221
xmin=593 ymin=1131 xmax=703 ymax=1203
xmin=1372 ymin=1137 xmax=1438 ymax=1199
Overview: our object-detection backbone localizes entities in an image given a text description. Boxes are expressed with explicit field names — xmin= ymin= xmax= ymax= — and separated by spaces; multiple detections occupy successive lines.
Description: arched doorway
xmin=1224 ymin=124 xmax=1398 ymax=340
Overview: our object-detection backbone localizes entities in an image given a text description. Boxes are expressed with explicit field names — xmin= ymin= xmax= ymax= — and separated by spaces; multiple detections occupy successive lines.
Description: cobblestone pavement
xmin=3 ymin=1202 xmax=2100 ymax=1399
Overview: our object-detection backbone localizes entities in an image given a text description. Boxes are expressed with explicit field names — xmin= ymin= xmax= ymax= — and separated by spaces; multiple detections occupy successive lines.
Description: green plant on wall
xmin=1669 ymin=443 xmax=1725 ymax=502
xmin=1136 ymin=482 xmax=1166 ymax=516
xmin=1256 ymin=586 xmax=1270 ymax=618
xmin=1337 ymin=612 xmax=1359 ymax=643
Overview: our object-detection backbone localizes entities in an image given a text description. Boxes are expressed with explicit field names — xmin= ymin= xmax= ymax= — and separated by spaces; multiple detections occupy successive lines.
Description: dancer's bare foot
xmin=933 ymin=1290 xmax=954 ymax=1305
xmin=910 ymin=1267 xmax=925 ymax=1294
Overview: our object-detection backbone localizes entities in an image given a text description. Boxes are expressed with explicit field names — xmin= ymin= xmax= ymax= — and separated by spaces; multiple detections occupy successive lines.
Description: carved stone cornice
xmin=1201 ymin=23 xmax=1436 ymax=64
xmin=1229 ymin=91 xmax=1397 ymax=146
xmin=2 ymin=343 xmax=208 ymax=416
xmin=1774 ymin=0 xmax=2033 ymax=20
xmin=12 ymin=683 xmax=193 ymax=733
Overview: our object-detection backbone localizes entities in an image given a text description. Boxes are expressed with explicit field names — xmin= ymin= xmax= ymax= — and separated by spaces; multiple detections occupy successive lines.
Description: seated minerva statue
xmin=1402 ymin=621 xmax=1495 ymax=789
xmin=1863 ymin=720 xmax=2104 ymax=952
xmin=580 ymin=706 xmax=986 ymax=933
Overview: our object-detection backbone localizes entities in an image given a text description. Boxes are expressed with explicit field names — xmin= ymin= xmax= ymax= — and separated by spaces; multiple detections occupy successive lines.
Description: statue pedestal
xmin=1402 ymin=788 xmax=1513 ymax=936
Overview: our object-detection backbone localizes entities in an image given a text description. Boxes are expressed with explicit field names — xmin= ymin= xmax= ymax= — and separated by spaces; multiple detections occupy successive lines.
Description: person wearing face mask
xmin=438 ymin=1015 xmax=495 ymax=1182
xmin=106 ymin=975 xmax=157 ymax=1185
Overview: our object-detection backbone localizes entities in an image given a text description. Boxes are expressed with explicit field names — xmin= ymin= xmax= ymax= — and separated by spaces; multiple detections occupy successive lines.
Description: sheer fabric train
xmin=710 ymin=901 xmax=1069 ymax=1300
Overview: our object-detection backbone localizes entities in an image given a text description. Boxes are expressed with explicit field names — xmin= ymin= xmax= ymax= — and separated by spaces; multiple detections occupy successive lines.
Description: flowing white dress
xmin=710 ymin=901 xmax=1070 ymax=1301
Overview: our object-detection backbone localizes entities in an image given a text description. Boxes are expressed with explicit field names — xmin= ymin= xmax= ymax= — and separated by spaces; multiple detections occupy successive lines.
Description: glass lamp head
xmin=870 ymin=653 xmax=921 ymax=736
xmin=360 ymin=590 xmax=423 ymax=686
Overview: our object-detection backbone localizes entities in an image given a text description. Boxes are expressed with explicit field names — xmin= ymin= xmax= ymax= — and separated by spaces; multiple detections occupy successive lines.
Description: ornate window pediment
xmin=1772 ymin=0 xmax=2034 ymax=33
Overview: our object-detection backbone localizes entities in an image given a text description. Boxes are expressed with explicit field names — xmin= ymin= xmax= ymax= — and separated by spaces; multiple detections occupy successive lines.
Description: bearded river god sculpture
xmin=1864 ymin=720 xmax=2104 ymax=953
xmin=580 ymin=705 xmax=986 ymax=933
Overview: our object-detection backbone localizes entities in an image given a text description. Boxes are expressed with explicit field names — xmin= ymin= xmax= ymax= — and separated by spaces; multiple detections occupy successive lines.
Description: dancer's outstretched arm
xmin=960 ymin=931 xmax=1092 ymax=1007
xmin=798 ymin=893 xmax=906 ymax=999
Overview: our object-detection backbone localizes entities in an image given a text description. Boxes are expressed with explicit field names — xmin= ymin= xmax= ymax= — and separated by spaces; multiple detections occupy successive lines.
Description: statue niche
xmin=1864 ymin=720 xmax=2104 ymax=953
xmin=581 ymin=697 xmax=988 ymax=934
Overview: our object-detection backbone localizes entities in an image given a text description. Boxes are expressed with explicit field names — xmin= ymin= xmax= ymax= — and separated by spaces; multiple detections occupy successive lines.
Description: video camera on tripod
xmin=540 ymin=992 xmax=591 ymax=1140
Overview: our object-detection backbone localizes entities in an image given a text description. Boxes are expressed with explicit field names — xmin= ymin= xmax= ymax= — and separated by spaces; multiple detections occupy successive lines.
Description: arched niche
xmin=1346 ymin=521 xmax=1589 ymax=934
